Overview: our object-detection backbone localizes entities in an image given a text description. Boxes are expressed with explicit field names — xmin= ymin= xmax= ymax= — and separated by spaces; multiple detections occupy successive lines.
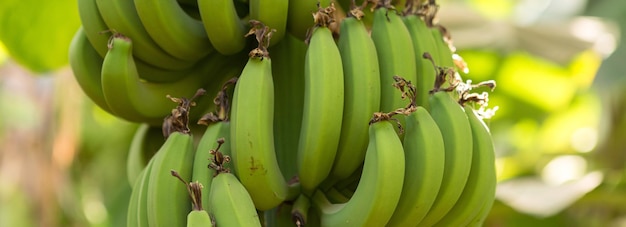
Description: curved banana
xmin=94 ymin=0 xmax=195 ymax=70
xmin=68 ymin=27 xmax=112 ymax=114
xmin=370 ymin=2 xmax=417 ymax=134
xmin=326 ymin=4 xmax=381 ymax=187
xmin=192 ymin=78 xmax=237 ymax=213
xmin=268 ymin=33 xmax=306 ymax=180
xmin=230 ymin=27 xmax=291 ymax=210
xmin=417 ymin=90 xmax=473 ymax=226
xmin=402 ymin=6 xmax=438 ymax=110
xmin=433 ymin=105 xmax=497 ymax=226
xmin=250 ymin=0 xmax=289 ymax=45
xmin=387 ymin=106 xmax=445 ymax=225
xmin=198 ymin=0 xmax=247 ymax=55
xmin=146 ymin=131 xmax=196 ymax=227
xmin=286 ymin=0 xmax=330 ymax=40
xmin=77 ymin=0 xmax=109 ymax=57
xmin=134 ymin=0 xmax=213 ymax=61
xmin=100 ymin=33 xmax=226 ymax=125
xmin=209 ymin=171 xmax=262 ymax=226
xmin=298 ymin=5 xmax=344 ymax=196
xmin=311 ymin=116 xmax=405 ymax=226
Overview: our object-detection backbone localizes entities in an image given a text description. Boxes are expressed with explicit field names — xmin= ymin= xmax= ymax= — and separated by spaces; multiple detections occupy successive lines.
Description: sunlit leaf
xmin=457 ymin=49 xmax=501 ymax=81
xmin=497 ymin=52 xmax=576 ymax=112
xmin=0 ymin=0 xmax=80 ymax=73
xmin=568 ymin=50 xmax=602 ymax=89
xmin=467 ymin=0 xmax=514 ymax=19
xmin=538 ymin=92 xmax=601 ymax=154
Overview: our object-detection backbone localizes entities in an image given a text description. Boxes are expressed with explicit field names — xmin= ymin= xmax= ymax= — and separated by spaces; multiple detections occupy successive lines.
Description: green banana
xmin=269 ymin=33 xmax=306 ymax=181
xmin=193 ymin=78 xmax=237 ymax=213
xmin=134 ymin=0 xmax=213 ymax=61
xmin=250 ymin=0 xmax=289 ymax=45
xmin=230 ymin=26 xmax=291 ymax=210
xmin=209 ymin=171 xmax=262 ymax=227
xmin=68 ymin=27 xmax=112 ymax=114
xmin=198 ymin=0 xmax=248 ymax=55
xmin=370 ymin=2 xmax=417 ymax=135
xmin=286 ymin=0 xmax=330 ymax=40
xmin=387 ymin=102 xmax=445 ymax=225
xmin=311 ymin=117 xmax=405 ymax=226
xmin=94 ymin=0 xmax=195 ymax=70
xmin=326 ymin=4 xmax=380 ymax=187
xmin=77 ymin=0 xmax=109 ymax=57
xmin=417 ymin=91 xmax=473 ymax=226
xmin=402 ymin=3 xmax=438 ymax=110
xmin=298 ymin=4 xmax=344 ymax=196
xmin=433 ymin=105 xmax=497 ymax=226
xmin=100 ymin=33 xmax=225 ymax=125
xmin=127 ymin=124 xmax=163 ymax=187
xmin=146 ymin=130 xmax=196 ymax=227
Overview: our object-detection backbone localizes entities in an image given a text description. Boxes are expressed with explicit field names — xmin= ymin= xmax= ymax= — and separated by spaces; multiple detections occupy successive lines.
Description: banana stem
xmin=291 ymin=194 xmax=311 ymax=226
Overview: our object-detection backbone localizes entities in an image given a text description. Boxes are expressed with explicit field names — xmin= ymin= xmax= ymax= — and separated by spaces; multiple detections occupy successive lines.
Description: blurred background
xmin=1 ymin=0 xmax=625 ymax=226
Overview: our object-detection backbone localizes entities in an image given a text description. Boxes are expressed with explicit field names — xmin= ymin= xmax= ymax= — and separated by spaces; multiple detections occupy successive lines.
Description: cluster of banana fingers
xmin=69 ymin=0 xmax=499 ymax=226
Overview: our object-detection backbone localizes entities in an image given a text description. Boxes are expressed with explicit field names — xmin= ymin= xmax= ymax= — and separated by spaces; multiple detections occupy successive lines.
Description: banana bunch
xmin=71 ymin=0 xmax=502 ymax=226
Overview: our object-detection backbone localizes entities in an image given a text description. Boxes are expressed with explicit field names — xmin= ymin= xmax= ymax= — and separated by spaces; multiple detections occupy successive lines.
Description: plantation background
xmin=1 ymin=0 xmax=625 ymax=226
